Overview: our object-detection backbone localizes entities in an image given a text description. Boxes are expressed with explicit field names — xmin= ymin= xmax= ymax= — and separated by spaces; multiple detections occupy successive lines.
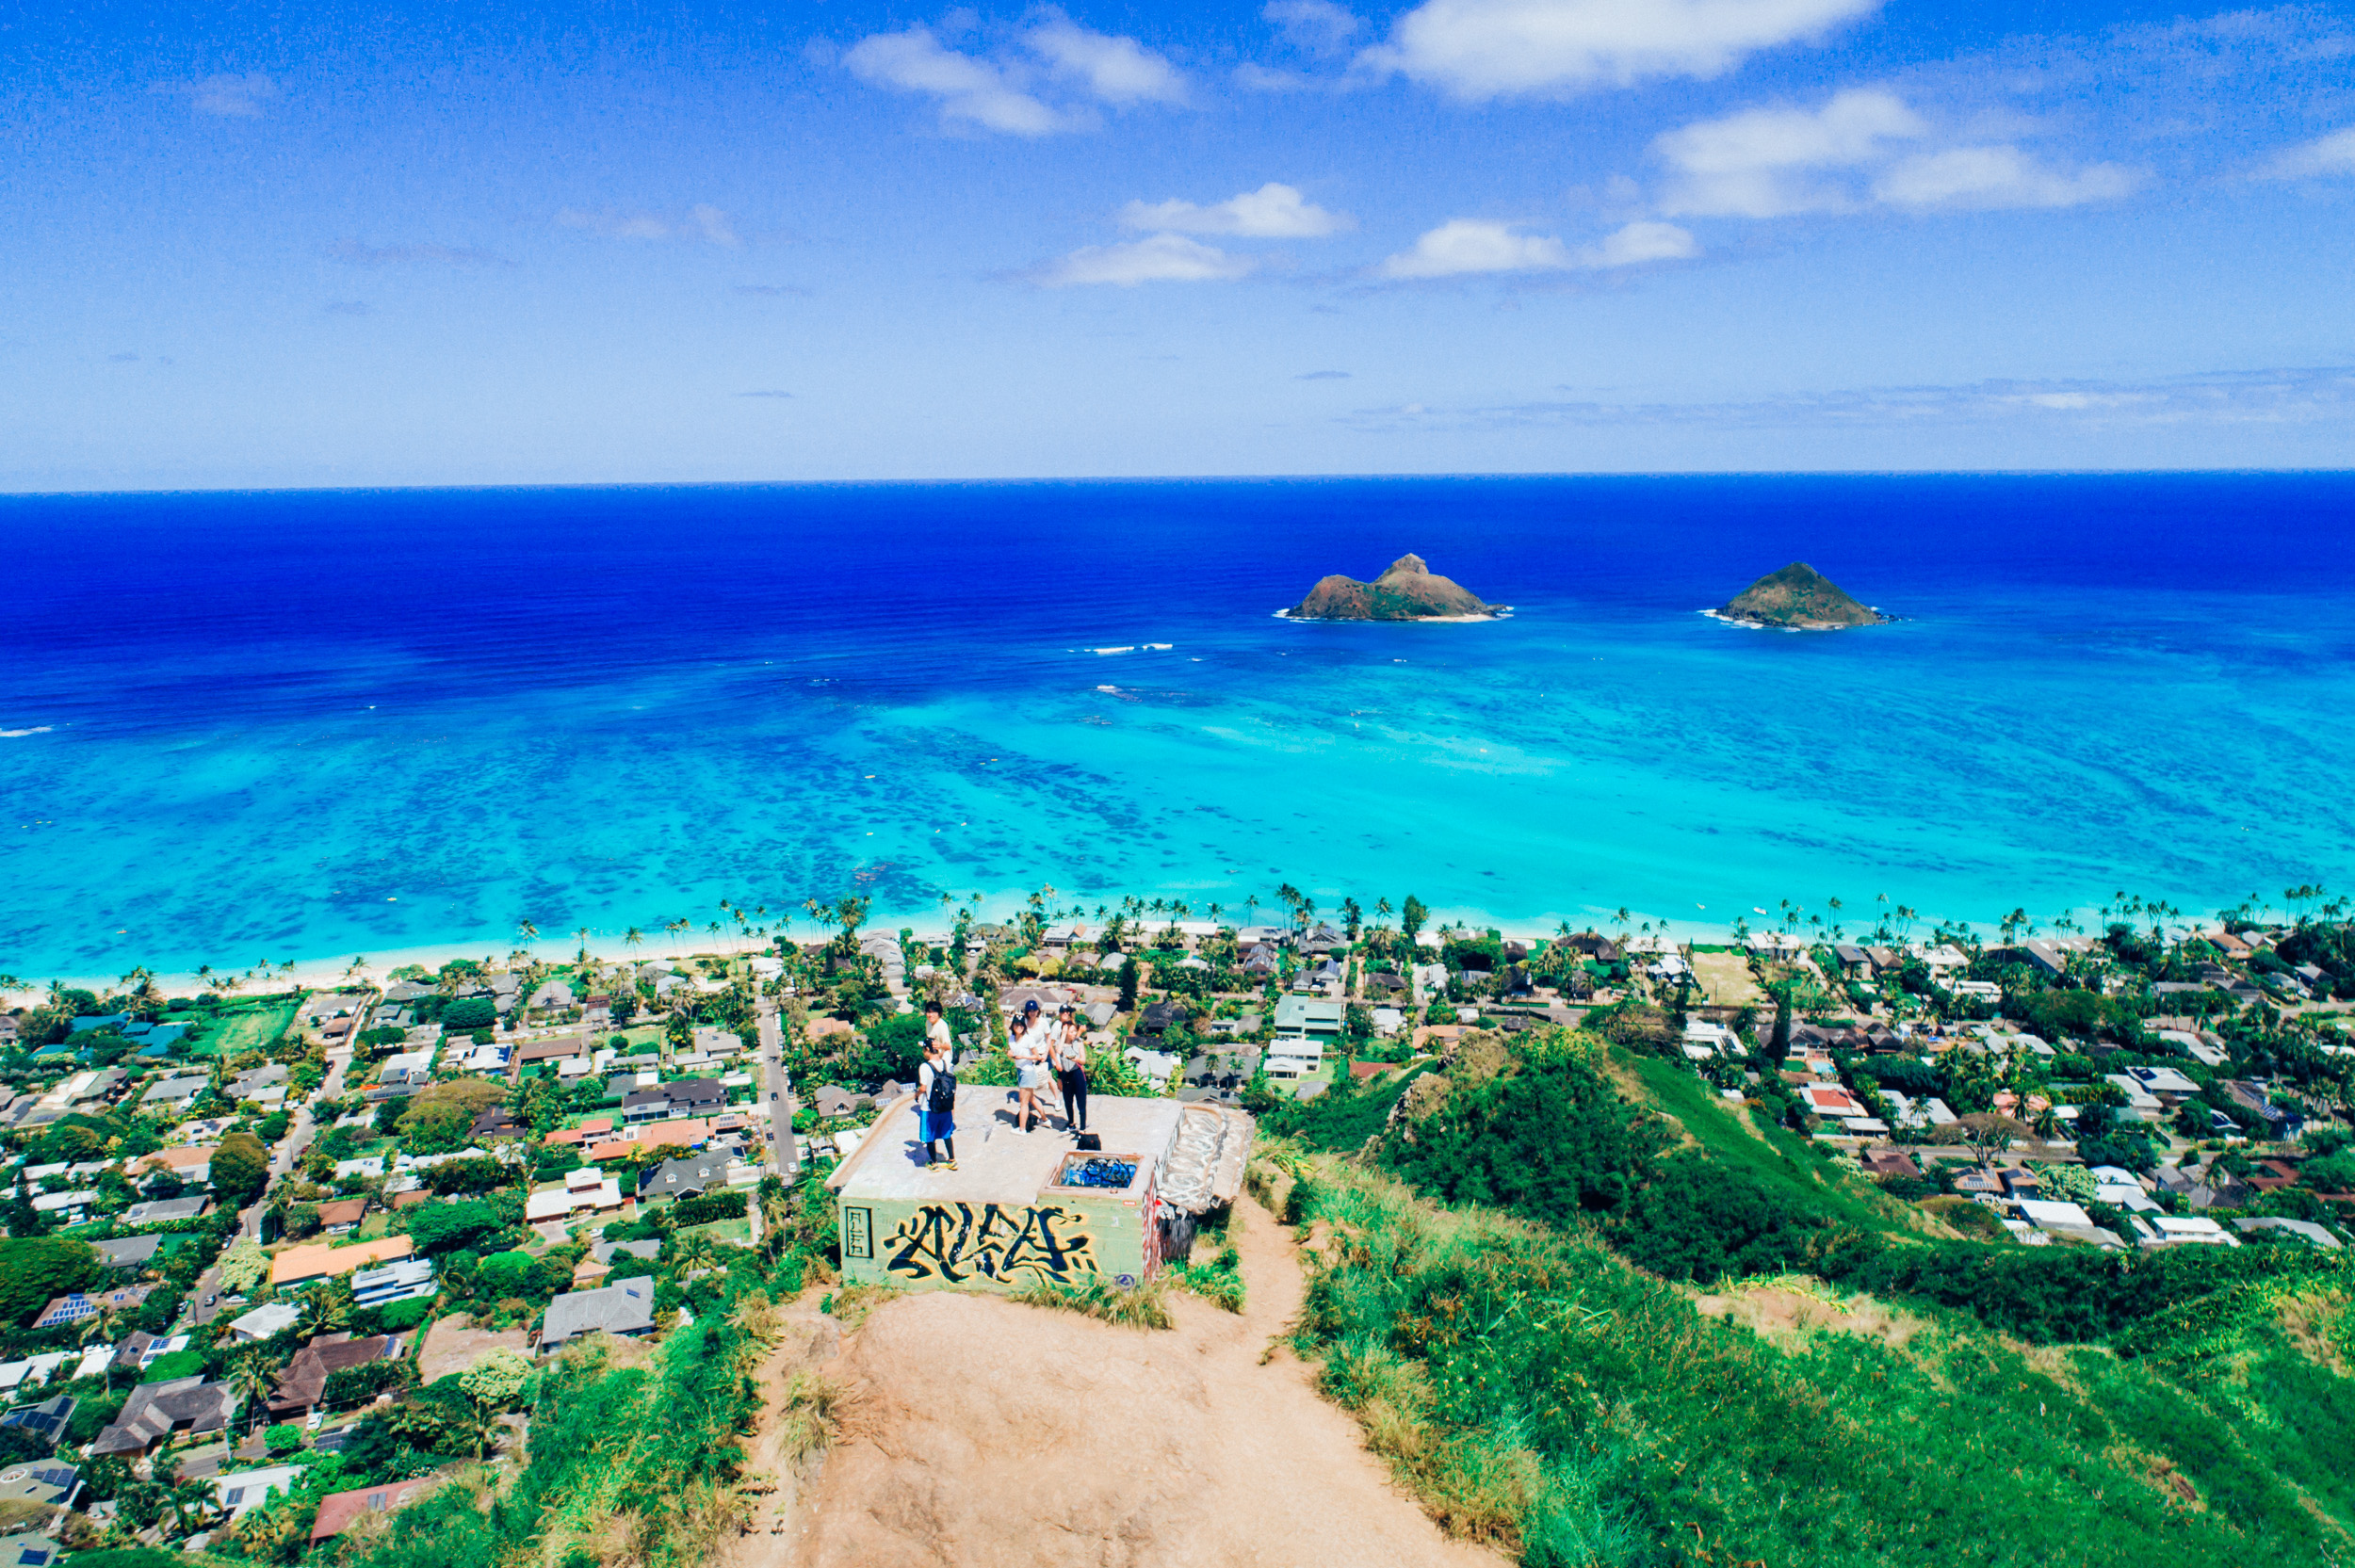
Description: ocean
xmin=4 ymin=474 xmax=2352 ymax=981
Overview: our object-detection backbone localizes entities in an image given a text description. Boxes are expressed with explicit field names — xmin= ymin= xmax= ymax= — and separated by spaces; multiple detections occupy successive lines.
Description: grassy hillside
xmin=1263 ymin=1027 xmax=2355 ymax=1566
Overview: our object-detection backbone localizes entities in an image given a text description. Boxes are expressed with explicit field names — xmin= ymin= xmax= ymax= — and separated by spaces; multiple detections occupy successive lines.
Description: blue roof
xmin=142 ymin=1024 xmax=188 ymax=1046
xmin=70 ymin=1015 xmax=127 ymax=1034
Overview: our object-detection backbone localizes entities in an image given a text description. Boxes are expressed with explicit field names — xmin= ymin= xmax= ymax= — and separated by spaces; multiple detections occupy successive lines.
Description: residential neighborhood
xmin=0 ymin=885 xmax=2348 ymax=1558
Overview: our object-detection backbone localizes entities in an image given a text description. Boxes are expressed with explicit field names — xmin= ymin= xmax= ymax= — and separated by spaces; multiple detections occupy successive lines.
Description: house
xmin=310 ymin=1477 xmax=440 ymax=1543
xmin=315 ymin=1197 xmax=368 ymax=1235
xmin=229 ymin=1301 xmax=304 ymax=1341
xmin=2219 ymin=1079 xmax=2304 ymax=1139
xmin=139 ymin=1075 xmax=210 ymax=1111
xmin=539 ymin=1275 xmax=657 ymax=1354
xmin=624 ymin=1077 xmax=727 ymax=1123
xmin=375 ymin=1049 xmax=436 ymax=1089
xmin=470 ymin=1107 xmax=525 ymax=1142
xmin=0 ymin=1463 xmax=81 ymax=1512
xmin=270 ymin=1236 xmax=415 ymax=1290
xmin=0 ymin=1532 xmax=62 ymax=1568
xmin=512 ymin=1035 xmax=592 ymax=1074
xmin=268 ymin=1333 xmax=406 ymax=1420
xmin=1798 ymin=1083 xmax=1868 ymax=1120
xmin=2233 ymin=1216 xmax=2341 ymax=1249
xmin=349 ymin=1256 xmax=438 ymax=1310
xmin=588 ymin=1117 xmax=723 ymax=1162
xmin=136 ymin=1144 xmax=218 ymax=1186
xmin=2123 ymin=1064 xmax=2201 ymax=1098
xmin=1137 ymin=1000 xmax=1194 ymax=1037
xmin=0 ymin=1396 xmax=75 ymax=1450
xmin=2144 ymin=1215 xmax=2239 ymax=1248
xmin=525 ymin=1167 xmax=626 ymax=1223
xmin=1272 ymin=994 xmax=1343 ymax=1043
xmin=88 ymin=1376 xmax=237 ymax=1456
xmin=638 ymin=1154 xmax=755 ymax=1204
xmin=32 ymin=1285 xmax=155 ymax=1330
xmin=28 ymin=1191 xmax=96 ymax=1226
xmin=227 ymin=1063 xmax=289 ymax=1104
xmin=212 ymin=1463 xmax=304 ymax=1520
xmin=528 ymin=979 xmax=576 ymax=1012
xmin=454 ymin=1042 xmax=513 ymax=1075
xmin=811 ymin=1086 xmax=861 ymax=1119
xmin=1239 ymin=944 xmax=1279 ymax=978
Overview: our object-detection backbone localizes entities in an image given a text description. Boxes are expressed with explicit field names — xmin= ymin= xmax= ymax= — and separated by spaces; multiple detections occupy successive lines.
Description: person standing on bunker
xmin=1051 ymin=1003 xmax=1090 ymax=1137
xmin=1012 ymin=998 xmax=1048 ymax=1133
xmin=918 ymin=1007 xmax=960 ymax=1171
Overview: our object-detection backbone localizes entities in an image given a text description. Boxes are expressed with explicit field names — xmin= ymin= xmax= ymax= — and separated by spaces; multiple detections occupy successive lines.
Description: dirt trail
xmin=729 ymin=1197 xmax=1500 ymax=1568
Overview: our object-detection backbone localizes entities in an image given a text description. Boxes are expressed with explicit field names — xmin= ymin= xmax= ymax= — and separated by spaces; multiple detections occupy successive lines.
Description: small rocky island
xmin=1283 ymin=553 xmax=1502 ymax=622
xmin=1711 ymin=562 xmax=1892 ymax=630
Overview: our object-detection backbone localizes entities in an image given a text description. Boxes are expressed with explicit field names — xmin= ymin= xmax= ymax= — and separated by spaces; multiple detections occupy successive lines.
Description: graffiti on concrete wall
xmin=880 ymin=1203 xmax=1100 ymax=1285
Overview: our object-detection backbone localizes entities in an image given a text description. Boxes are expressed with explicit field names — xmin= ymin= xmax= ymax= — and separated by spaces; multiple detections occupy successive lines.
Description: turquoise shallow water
xmin=3 ymin=476 xmax=2351 ymax=978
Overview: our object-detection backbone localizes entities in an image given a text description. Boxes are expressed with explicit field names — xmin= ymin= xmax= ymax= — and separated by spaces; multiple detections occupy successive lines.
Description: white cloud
xmin=2265 ymin=127 xmax=2355 ymax=178
xmin=1379 ymin=219 xmax=1573 ymax=277
xmin=155 ymin=72 xmax=277 ymax=118
xmin=1871 ymin=146 xmax=2137 ymax=209
xmin=1653 ymin=89 xmax=2138 ymax=216
xmin=1120 ymin=183 xmax=1353 ymax=237
xmin=554 ymin=205 xmax=743 ymax=245
xmin=844 ymin=27 xmax=1066 ymax=136
xmin=1655 ymin=88 xmax=1923 ymax=216
xmin=1362 ymin=0 xmax=1883 ymax=101
xmin=1038 ymin=234 xmax=1258 ymax=286
xmin=1378 ymin=217 xmax=1696 ymax=278
xmin=1026 ymin=15 xmax=1188 ymax=104
xmin=1266 ymin=0 xmax=1361 ymax=57
xmin=1584 ymin=218 xmax=1698 ymax=265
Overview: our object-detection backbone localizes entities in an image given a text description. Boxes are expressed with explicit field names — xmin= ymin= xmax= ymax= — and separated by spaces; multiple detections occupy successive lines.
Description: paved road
xmin=186 ymin=1045 xmax=352 ymax=1329
xmin=757 ymin=1006 xmax=799 ymax=1183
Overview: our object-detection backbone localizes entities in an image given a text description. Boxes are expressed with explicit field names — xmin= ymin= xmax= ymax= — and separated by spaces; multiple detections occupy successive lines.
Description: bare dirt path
xmin=732 ymin=1196 xmax=1501 ymax=1568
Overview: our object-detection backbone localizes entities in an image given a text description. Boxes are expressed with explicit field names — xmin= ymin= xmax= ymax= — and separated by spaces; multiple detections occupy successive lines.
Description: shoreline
xmin=0 ymin=893 xmax=2198 ymax=1003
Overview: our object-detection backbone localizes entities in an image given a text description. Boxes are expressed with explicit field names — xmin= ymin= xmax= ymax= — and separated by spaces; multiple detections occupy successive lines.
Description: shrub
xmin=265 ymin=1423 xmax=304 ymax=1455
xmin=674 ymin=1190 xmax=749 ymax=1226
xmin=442 ymin=997 xmax=496 ymax=1031
xmin=377 ymin=1295 xmax=435 ymax=1332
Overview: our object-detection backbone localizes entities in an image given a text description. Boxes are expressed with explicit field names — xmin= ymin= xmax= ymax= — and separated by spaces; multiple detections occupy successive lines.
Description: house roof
xmin=269 ymin=1235 xmax=414 ymax=1286
xmin=315 ymin=1198 xmax=368 ymax=1226
xmin=310 ymin=1478 xmax=439 ymax=1541
xmin=89 ymin=1377 xmax=236 ymax=1454
xmin=541 ymin=1275 xmax=657 ymax=1347
xmin=269 ymin=1334 xmax=404 ymax=1414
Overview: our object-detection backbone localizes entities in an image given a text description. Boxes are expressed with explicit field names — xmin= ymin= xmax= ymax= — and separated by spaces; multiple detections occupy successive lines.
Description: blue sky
xmin=4 ymin=0 xmax=2353 ymax=487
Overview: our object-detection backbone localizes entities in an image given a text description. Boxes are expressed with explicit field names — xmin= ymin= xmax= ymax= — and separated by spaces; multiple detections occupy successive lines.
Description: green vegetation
xmin=1010 ymin=1276 xmax=1176 ymax=1330
xmin=1283 ymin=1151 xmax=2355 ymax=1568
xmin=1259 ymin=1021 xmax=2355 ymax=1566
xmin=1715 ymin=561 xmax=1890 ymax=628
xmin=200 ymin=998 xmax=300 ymax=1058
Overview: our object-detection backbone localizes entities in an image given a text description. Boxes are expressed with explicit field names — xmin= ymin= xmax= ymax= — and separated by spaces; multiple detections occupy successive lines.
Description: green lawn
xmin=200 ymin=999 xmax=300 ymax=1059
xmin=678 ymin=1217 xmax=754 ymax=1247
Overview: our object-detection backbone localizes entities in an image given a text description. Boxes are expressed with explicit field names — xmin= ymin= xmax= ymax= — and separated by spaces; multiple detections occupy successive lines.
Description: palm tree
xmin=574 ymin=927 xmax=593 ymax=962
xmin=517 ymin=918 xmax=539 ymax=951
xmin=625 ymin=927 xmax=645 ymax=962
xmin=227 ymin=1347 xmax=278 ymax=1439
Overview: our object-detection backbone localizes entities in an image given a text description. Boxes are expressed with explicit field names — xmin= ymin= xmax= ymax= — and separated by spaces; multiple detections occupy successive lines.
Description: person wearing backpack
xmin=917 ymin=1010 xmax=961 ymax=1171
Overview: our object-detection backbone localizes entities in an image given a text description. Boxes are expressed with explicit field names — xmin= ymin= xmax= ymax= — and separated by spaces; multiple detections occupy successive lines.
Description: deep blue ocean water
xmin=4 ymin=475 xmax=2353 ymax=979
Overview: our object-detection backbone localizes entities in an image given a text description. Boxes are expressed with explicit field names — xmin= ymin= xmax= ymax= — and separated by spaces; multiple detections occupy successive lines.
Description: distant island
xmin=1282 ymin=553 xmax=1504 ymax=622
xmin=1710 ymin=562 xmax=1892 ymax=629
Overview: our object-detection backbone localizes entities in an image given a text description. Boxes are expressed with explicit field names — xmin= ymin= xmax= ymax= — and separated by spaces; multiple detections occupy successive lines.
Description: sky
xmin=4 ymin=0 xmax=2354 ymax=488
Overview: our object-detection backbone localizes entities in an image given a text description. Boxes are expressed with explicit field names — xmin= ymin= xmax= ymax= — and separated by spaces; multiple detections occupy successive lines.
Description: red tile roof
xmin=310 ymin=1477 xmax=438 ymax=1541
